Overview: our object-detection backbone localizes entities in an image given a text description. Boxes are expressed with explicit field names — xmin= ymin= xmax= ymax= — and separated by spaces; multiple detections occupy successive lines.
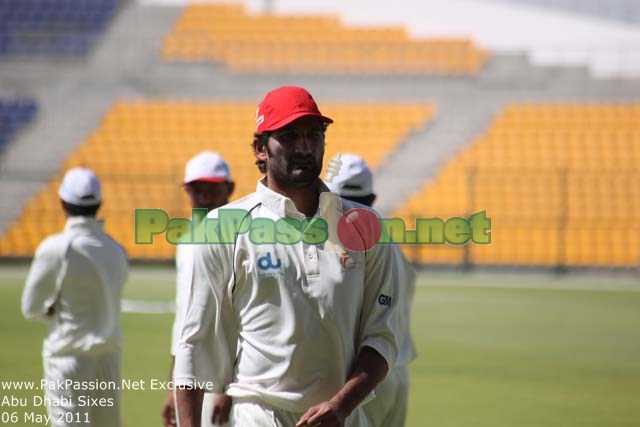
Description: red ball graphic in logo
xmin=337 ymin=208 xmax=382 ymax=252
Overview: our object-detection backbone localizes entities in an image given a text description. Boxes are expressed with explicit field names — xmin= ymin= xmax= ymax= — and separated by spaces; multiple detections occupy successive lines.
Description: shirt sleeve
xmin=21 ymin=237 xmax=64 ymax=321
xmin=358 ymin=241 xmax=400 ymax=373
xmin=171 ymin=245 xmax=189 ymax=355
xmin=173 ymin=240 xmax=237 ymax=394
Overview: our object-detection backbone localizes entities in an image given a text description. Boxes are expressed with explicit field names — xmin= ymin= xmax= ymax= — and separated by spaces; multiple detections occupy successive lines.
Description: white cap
xmin=184 ymin=151 xmax=232 ymax=184
xmin=326 ymin=153 xmax=374 ymax=197
xmin=58 ymin=167 xmax=102 ymax=206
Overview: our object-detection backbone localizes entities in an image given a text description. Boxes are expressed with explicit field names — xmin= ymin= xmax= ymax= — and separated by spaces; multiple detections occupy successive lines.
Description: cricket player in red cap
xmin=174 ymin=86 xmax=399 ymax=427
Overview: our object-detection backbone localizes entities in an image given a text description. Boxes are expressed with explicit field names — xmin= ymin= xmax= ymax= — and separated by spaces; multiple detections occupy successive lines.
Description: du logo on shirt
xmin=257 ymin=252 xmax=282 ymax=271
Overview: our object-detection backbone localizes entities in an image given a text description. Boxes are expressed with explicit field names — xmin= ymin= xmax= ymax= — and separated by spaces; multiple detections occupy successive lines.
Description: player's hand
xmin=295 ymin=400 xmax=346 ymax=427
xmin=211 ymin=393 xmax=232 ymax=425
xmin=161 ymin=390 xmax=177 ymax=427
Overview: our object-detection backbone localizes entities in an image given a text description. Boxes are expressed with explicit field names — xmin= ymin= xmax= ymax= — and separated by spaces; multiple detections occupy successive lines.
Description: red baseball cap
xmin=256 ymin=86 xmax=333 ymax=134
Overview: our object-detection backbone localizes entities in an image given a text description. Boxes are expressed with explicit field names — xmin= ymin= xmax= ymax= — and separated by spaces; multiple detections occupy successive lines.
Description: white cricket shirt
xmin=22 ymin=216 xmax=129 ymax=357
xmin=174 ymin=180 xmax=399 ymax=413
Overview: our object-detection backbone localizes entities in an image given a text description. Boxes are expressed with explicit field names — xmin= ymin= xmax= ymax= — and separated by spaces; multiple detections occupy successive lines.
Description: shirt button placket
xmin=304 ymin=244 xmax=319 ymax=277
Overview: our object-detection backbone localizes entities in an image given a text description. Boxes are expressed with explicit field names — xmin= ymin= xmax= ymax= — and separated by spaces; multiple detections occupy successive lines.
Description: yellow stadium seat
xmin=394 ymin=102 xmax=640 ymax=268
xmin=161 ymin=4 xmax=487 ymax=75
xmin=0 ymin=100 xmax=435 ymax=260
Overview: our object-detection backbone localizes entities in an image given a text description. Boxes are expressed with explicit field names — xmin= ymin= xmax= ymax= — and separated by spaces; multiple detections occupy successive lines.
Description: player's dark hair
xmin=341 ymin=195 xmax=376 ymax=208
xmin=253 ymin=131 xmax=271 ymax=174
xmin=61 ymin=201 xmax=101 ymax=217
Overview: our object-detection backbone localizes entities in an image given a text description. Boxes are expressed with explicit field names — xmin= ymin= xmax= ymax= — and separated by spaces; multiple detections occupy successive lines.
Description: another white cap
xmin=184 ymin=151 xmax=232 ymax=184
xmin=58 ymin=167 xmax=102 ymax=206
xmin=326 ymin=153 xmax=374 ymax=197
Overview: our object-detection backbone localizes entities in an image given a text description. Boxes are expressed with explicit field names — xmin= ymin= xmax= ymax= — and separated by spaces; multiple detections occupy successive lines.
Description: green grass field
xmin=1 ymin=265 xmax=639 ymax=426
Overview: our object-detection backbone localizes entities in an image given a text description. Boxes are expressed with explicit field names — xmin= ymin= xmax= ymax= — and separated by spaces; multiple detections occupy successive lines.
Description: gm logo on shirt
xmin=257 ymin=252 xmax=282 ymax=270
xmin=378 ymin=294 xmax=392 ymax=307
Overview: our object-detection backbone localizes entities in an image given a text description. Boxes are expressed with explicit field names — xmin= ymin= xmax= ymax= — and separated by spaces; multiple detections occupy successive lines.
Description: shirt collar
xmin=255 ymin=178 xmax=337 ymax=219
xmin=64 ymin=216 xmax=104 ymax=234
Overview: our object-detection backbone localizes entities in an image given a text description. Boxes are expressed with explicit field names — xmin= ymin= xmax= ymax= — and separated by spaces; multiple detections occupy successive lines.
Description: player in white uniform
xmin=174 ymin=86 xmax=399 ymax=427
xmin=327 ymin=154 xmax=417 ymax=427
xmin=162 ymin=152 xmax=235 ymax=427
xmin=22 ymin=168 xmax=129 ymax=427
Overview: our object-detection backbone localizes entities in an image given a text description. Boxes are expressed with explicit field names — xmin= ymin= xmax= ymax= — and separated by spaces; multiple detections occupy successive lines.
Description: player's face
xmin=184 ymin=181 xmax=233 ymax=211
xmin=265 ymin=116 xmax=325 ymax=188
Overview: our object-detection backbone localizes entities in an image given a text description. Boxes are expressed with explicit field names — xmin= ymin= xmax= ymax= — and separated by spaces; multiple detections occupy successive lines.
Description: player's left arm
xmin=297 ymin=243 xmax=400 ymax=427
xmin=296 ymin=346 xmax=388 ymax=427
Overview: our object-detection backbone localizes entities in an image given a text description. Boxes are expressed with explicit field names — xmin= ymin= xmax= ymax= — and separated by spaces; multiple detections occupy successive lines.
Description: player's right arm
xmin=163 ymin=243 xmax=186 ymax=427
xmin=22 ymin=237 xmax=63 ymax=321
xmin=164 ymin=243 xmax=230 ymax=427
xmin=174 ymin=235 xmax=237 ymax=427
xmin=176 ymin=387 xmax=205 ymax=427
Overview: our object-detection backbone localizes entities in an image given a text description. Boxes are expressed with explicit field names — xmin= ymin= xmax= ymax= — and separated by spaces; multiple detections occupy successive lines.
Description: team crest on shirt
xmin=339 ymin=250 xmax=362 ymax=271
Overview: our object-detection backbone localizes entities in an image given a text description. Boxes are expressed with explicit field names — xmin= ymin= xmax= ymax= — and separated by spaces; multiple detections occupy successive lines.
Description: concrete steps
xmin=374 ymin=94 xmax=505 ymax=216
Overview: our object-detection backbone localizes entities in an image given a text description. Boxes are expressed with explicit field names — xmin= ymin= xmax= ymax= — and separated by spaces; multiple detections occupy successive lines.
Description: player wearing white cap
xmin=174 ymin=86 xmax=399 ymax=427
xmin=327 ymin=154 xmax=417 ymax=427
xmin=21 ymin=167 xmax=129 ymax=427
xmin=162 ymin=151 xmax=235 ymax=427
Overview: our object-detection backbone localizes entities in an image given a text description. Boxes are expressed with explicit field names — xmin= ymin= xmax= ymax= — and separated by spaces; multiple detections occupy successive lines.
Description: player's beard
xmin=269 ymin=153 xmax=322 ymax=188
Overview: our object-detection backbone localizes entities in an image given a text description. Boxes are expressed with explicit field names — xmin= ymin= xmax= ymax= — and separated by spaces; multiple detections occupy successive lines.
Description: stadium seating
xmin=162 ymin=3 xmax=488 ymax=75
xmin=395 ymin=103 xmax=640 ymax=268
xmin=0 ymin=99 xmax=37 ymax=148
xmin=0 ymin=100 xmax=435 ymax=259
xmin=0 ymin=0 xmax=121 ymax=56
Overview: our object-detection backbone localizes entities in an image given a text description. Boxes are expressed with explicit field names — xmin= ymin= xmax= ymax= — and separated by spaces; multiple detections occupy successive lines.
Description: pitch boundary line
xmin=121 ymin=299 xmax=175 ymax=314
xmin=416 ymin=281 xmax=640 ymax=292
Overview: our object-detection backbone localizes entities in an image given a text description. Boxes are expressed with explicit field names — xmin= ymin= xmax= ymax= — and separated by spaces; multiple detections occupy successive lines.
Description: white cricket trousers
xmin=230 ymin=399 xmax=368 ymax=427
xmin=43 ymin=352 xmax=120 ymax=427
xmin=362 ymin=365 xmax=409 ymax=427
